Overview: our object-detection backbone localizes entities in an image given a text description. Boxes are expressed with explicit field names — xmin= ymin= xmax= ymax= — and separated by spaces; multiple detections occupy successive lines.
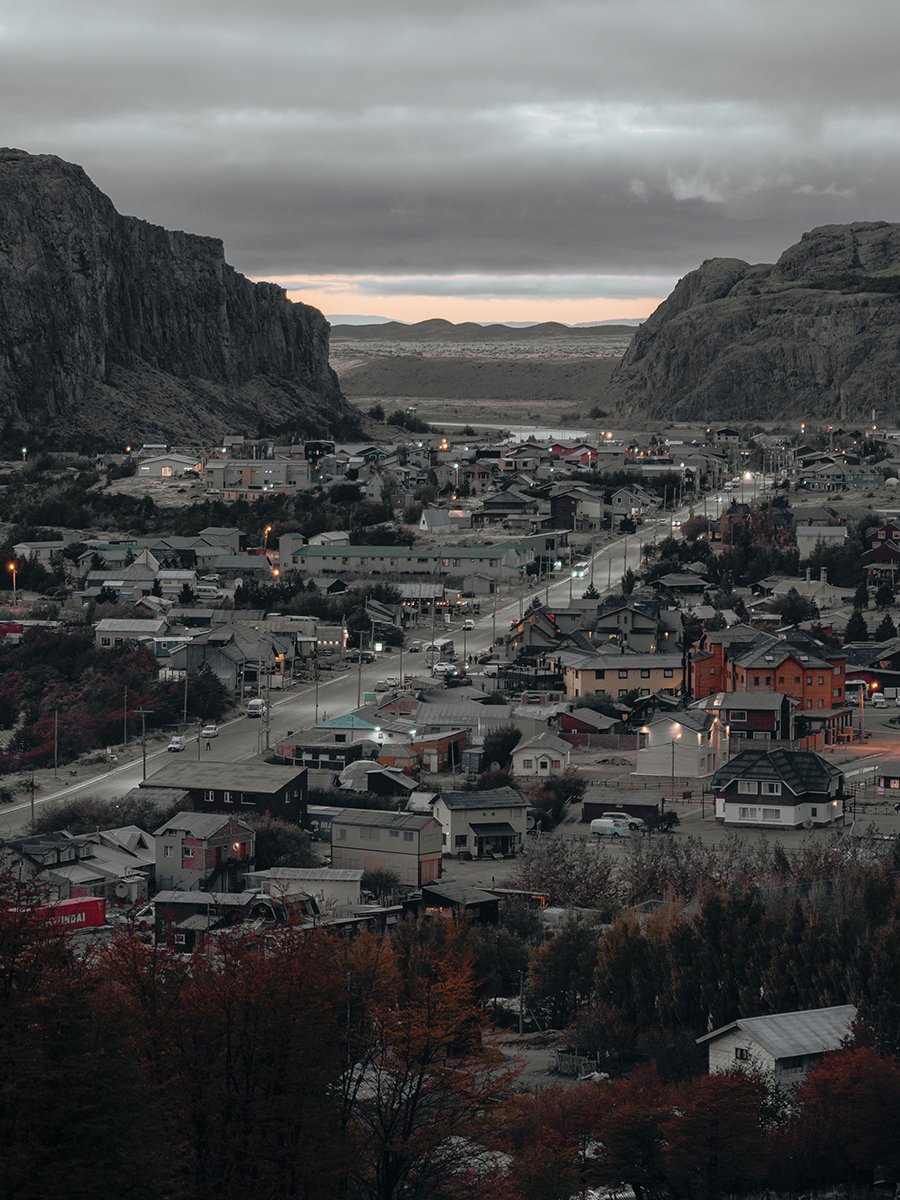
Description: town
xmin=2 ymin=417 xmax=900 ymax=1198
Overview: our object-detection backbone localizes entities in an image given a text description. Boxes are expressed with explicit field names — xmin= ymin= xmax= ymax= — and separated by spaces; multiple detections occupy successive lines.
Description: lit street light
xmin=668 ymin=724 xmax=683 ymax=814
xmin=7 ymin=561 xmax=17 ymax=607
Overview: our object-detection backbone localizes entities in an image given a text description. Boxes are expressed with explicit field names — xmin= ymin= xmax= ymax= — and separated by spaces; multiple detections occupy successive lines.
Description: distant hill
xmin=608 ymin=222 xmax=900 ymax=421
xmin=331 ymin=318 xmax=637 ymax=341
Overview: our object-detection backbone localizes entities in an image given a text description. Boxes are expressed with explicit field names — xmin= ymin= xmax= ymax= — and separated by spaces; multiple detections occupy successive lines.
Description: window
xmin=664 ymin=669 xmax=674 ymax=678
xmin=641 ymin=669 xmax=651 ymax=679
xmin=222 ymin=791 xmax=231 ymax=804
xmin=618 ymin=689 xmax=629 ymax=698
xmin=551 ymin=759 xmax=561 ymax=768
xmin=754 ymin=675 xmax=760 ymax=685
xmin=730 ymin=710 xmax=747 ymax=722
xmin=811 ymin=807 xmax=818 ymax=818
xmin=204 ymin=790 xmax=215 ymax=803
xmin=161 ymin=466 xmax=173 ymax=478
xmin=455 ymin=834 xmax=468 ymax=847
xmin=182 ymin=846 xmax=195 ymax=860
xmin=806 ymin=676 xmax=813 ymax=686
xmin=734 ymin=1047 xmax=750 ymax=1061
xmin=833 ymin=688 xmax=841 ymax=698
xmin=763 ymin=782 xmax=781 ymax=795
xmin=174 ymin=932 xmax=186 ymax=945
xmin=389 ymin=829 xmax=399 ymax=838
xmin=762 ymin=808 xmax=781 ymax=821
xmin=164 ymin=845 xmax=173 ymax=858
xmin=618 ymin=669 xmax=629 ymax=679
xmin=403 ymin=831 xmax=414 ymax=842
xmin=523 ymin=758 xmax=534 ymax=770
xmin=101 ymin=637 xmax=111 ymax=647
xmin=738 ymin=806 xmax=758 ymax=819
xmin=738 ymin=780 xmax=758 ymax=794
xmin=818 ymin=676 xmax=824 ymax=685
xmin=360 ymin=827 xmax=379 ymax=841
xmin=338 ymin=828 xmax=347 ymax=840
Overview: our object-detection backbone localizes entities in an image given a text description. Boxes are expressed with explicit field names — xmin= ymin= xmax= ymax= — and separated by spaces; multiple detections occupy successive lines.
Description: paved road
xmin=0 ymin=487 xmax=740 ymax=833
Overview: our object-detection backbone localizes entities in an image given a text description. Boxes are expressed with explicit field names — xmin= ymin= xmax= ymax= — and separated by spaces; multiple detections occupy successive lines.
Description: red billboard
xmin=37 ymin=896 xmax=106 ymax=929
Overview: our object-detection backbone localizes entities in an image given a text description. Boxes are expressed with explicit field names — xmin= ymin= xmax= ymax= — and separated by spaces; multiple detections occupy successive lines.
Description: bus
xmin=424 ymin=637 xmax=456 ymax=661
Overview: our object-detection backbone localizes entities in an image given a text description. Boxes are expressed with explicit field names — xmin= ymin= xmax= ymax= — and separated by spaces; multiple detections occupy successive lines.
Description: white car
xmin=167 ymin=736 xmax=186 ymax=752
xmin=463 ymin=618 xmax=475 ymax=630
xmin=200 ymin=725 xmax=219 ymax=738
xmin=432 ymin=662 xmax=458 ymax=676
xmin=601 ymin=811 xmax=646 ymax=832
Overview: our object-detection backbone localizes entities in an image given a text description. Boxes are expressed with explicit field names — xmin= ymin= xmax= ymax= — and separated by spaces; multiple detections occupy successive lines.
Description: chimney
xmin=821 ymin=567 xmax=828 ymax=584
xmin=805 ymin=567 xmax=811 ymax=583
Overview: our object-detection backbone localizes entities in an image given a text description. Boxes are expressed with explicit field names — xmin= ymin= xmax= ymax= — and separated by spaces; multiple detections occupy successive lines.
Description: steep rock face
xmin=609 ymin=222 xmax=900 ymax=422
xmin=0 ymin=149 xmax=357 ymax=441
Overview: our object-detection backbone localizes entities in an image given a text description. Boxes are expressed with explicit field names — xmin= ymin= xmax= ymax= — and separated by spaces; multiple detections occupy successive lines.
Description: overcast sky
xmin=5 ymin=0 xmax=900 ymax=322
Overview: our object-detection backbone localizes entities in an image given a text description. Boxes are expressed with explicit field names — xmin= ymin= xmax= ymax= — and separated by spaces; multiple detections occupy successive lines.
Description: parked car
xmin=200 ymin=725 xmax=219 ymax=738
xmin=167 ymin=736 xmax=186 ymax=752
xmin=590 ymin=818 xmax=632 ymax=838
xmin=374 ymin=680 xmax=390 ymax=692
xmin=383 ymin=676 xmax=400 ymax=688
xmin=601 ymin=811 xmax=646 ymax=831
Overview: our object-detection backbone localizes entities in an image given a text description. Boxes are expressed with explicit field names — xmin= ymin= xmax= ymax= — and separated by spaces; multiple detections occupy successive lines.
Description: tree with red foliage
xmin=339 ymin=921 xmax=518 ymax=1200
xmin=661 ymin=1070 xmax=769 ymax=1200
xmin=780 ymin=1046 xmax=900 ymax=1188
xmin=501 ymin=1083 xmax=600 ymax=1200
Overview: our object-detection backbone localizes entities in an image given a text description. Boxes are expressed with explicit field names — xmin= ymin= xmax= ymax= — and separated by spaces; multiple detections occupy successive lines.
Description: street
xmin=0 ymin=487 xmax=741 ymax=834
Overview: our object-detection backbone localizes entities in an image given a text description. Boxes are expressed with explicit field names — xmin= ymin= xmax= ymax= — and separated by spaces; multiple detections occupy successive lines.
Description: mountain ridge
xmin=608 ymin=221 xmax=900 ymax=422
xmin=0 ymin=148 xmax=357 ymax=443
xmin=331 ymin=318 xmax=637 ymax=341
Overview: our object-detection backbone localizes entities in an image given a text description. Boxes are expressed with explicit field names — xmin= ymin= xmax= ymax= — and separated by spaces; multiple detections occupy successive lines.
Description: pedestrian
xmin=206 ymin=739 xmax=211 ymax=751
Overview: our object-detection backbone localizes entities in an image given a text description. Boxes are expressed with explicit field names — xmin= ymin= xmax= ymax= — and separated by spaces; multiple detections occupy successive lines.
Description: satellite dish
xmin=490 ymin=761 xmax=501 ymax=772
xmin=115 ymin=881 xmax=129 ymax=899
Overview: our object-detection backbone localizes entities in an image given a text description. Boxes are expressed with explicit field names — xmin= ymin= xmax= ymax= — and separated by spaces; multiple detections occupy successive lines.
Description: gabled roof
xmin=711 ymin=749 xmax=843 ymax=796
xmin=438 ymin=786 xmax=526 ymax=810
xmin=697 ymin=1005 xmax=857 ymax=1058
xmin=513 ymin=733 xmax=571 ymax=755
xmin=154 ymin=812 xmax=253 ymax=838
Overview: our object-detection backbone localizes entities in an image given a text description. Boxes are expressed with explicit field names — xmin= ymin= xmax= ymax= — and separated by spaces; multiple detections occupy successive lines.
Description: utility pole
xmin=123 ymin=684 xmax=128 ymax=750
xmin=132 ymin=707 xmax=154 ymax=781
xmin=357 ymin=630 xmax=364 ymax=708
xmin=53 ymin=709 xmax=58 ymax=777
xmin=183 ymin=669 xmax=189 ymax=728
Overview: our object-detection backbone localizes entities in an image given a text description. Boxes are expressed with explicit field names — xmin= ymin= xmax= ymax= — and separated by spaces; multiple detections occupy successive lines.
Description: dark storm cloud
xmin=4 ymin=0 xmax=900 ymax=297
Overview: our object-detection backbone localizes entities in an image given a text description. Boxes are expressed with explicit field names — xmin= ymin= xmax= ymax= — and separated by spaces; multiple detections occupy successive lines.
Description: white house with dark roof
xmin=697 ymin=1004 xmax=857 ymax=1087
xmin=510 ymin=733 xmax=571 ymax=779
xmin=431 ymin=786 xmax=529 ymax=858
xmin=330 ymin=810 xmax=442 ymax=886
xmin=711 ymin=748 xmax=844 ymax=827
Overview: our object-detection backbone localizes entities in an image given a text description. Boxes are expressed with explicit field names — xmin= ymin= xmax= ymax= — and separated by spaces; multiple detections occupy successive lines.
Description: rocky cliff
xmin=608 ymin=222 xmax=900 ymax=422
xmin=0 ymin=149 xmax=357 ymax=443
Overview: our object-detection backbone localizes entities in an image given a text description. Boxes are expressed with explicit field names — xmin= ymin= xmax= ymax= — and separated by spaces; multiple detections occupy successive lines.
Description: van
xmin=196 ymin=585 xmax=220 ymax=598
xmin=590 ymin=818 xmax=632 ymax=838
xmin=247 ymin=698 xmax=267 ymax=717
xmin=870 ymin=692 xmax=887 ymax=707
xmin=167 ymin=736 xmax=186 ymax=752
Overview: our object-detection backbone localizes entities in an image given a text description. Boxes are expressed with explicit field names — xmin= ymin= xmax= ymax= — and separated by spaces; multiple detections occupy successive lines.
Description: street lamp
xmin=7 ymin=561 xmax=17 ymax=607
xmin=668 ymin=724 xmax=682 ymax=813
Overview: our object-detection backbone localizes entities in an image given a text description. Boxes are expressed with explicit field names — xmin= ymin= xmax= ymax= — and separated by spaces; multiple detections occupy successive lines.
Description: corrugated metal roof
xmin=699 ymin=1005 xmax=857 ymax=1059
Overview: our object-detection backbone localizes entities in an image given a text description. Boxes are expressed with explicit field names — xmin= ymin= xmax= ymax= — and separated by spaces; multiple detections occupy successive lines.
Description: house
xmin=137 ymin=453 xmax=202 ymax=479
xmin=142 ymin=762 xmax=307 ymax=823
xmin=153 ymin=813 xmax=256 ymax=892
xmin=611 ymin=485 xmax=657 ymax=517
xmin=244 ymin=866 xmax=363 ymax=913
xmin=153 ymin=890 xmax=301 ymax=950
xmin=691 ymin=691 xmax=794 ymax=744
xmin=0 ymin=829 xmax=149 ymax=901
xmin=12 ymin=539 xmax=66 ymax=565
xmin=338 ymin=761 xmax=418 ymax=798
xmin=795 ymin=525 xmax=849 ymax=560
xmin=559 ymin=707 xmax=622 ymax=745
xmin=635 ymin=710 xmax=721 ymax=779
xmin=510 ymin=733 xmax=571 ymax=779
xmin=408 ymin=881 xmax=500 ymax=924
xmin=558 ymin=650 xmax=684 ymax=701
xmin=431 ymin=786 xmax=529 ymax=859
xmin=94 ymin=617 xmax=170 ymax=648
xmin=697 ymin=1005 xmax=857 ymax=1087
xmin=710 ymin=748 xmax=845 ymax=827
xmin=330 ymin=810 xmax=443 ymax=887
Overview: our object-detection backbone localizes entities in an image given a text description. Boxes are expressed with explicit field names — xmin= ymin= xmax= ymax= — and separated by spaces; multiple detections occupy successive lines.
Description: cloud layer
xmin=4 ymin=1 xmax=900 ymax=316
